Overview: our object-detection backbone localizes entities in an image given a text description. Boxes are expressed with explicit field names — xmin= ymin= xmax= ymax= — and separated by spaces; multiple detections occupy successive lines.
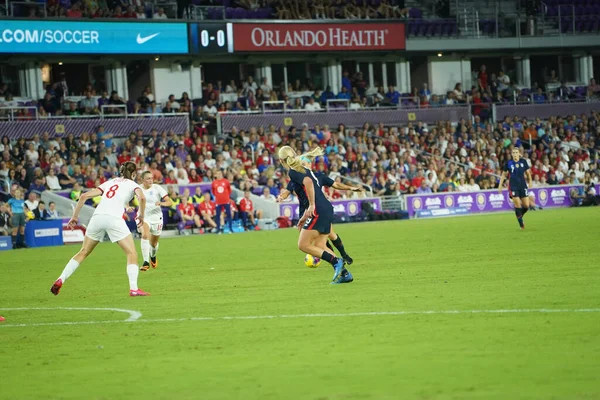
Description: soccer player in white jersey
xmin=50 ymin=162 xmax=150 ymax=297
xmin=137 ymin=171 xmax=172 ymax=271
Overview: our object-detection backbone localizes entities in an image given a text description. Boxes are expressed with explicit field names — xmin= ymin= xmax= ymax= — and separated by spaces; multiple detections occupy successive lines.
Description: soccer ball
xmin=304 ymin=254 xmax=321 ymax=268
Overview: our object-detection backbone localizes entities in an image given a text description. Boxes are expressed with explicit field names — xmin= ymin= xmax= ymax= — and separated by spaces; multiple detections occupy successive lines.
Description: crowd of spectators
xmin=0 ymin=108 xmax=598 ymax=211
xmin=1 ymin=107 xmax=599 ymax=242
xmin=11 ymin=0 xmax=409 ymax=20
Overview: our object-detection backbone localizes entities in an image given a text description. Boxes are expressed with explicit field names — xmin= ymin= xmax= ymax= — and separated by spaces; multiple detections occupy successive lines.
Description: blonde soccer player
xmin=50 ymin=161 xmax=150 ymax=297
xmin=136 ymin=171 xmax=172 ymax=271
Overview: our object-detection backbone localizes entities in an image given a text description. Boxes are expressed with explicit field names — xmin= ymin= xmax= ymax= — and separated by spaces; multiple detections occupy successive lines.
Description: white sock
xmin=150 ymin=243 xmax=159 ymax=258
xmin=127 ymin=264 xmax=139 ymax=291
xmin=141 ymin=239 xmax=150 ymax=263
xmin=59 ymin=259 xmax=80 ymax=282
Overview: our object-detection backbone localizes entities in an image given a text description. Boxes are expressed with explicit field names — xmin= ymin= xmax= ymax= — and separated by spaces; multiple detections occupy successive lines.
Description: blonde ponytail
xmin=280 ymin=146 xmax=325 ymax=173
xmin=286 ymin=156 xmax=305 ymax=173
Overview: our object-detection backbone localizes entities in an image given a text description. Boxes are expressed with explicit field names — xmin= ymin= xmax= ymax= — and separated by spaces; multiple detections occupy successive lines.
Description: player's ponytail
xmin=119 ymin=161 xmax=137 ymax=180
xmin=301 ymin=146 xmax=324 ymax=162
xmin=286 ymin=156 xmax=305 ymax=173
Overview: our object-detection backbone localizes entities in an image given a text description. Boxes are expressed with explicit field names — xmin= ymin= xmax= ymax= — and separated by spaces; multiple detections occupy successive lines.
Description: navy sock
xmin=331 ymin=235 xmax=347 ymax=257
xmin=11 ymin=235 xmax=17 ymax=247
xmin=321 ymin=251 xmax=337 ymax=265
xmin=326 ymin=241 xmax=334 ymax=252
xmin=521 ymin=207 xmax=528 ymax=216
xmin=515 ymin=209 xmax=522 ymax=218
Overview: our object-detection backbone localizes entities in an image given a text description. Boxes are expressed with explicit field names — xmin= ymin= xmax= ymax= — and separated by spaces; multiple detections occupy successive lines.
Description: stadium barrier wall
xmin=279 ymin=197 xmax=382 ymax=219
xmin=42 ymin=190 xmax=95 ymax=226
xmin=494 ymin=102 xmax=600 ymax=121
xmin=0 ymin=115 xmax=189 ymax=139
xmin=405 ymin=184 xmax=600 ymax=218
xmin=219 ymin=107 xmax=472 ymax=132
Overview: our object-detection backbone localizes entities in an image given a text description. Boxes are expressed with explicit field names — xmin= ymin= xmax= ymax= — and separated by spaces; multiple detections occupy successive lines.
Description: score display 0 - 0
xmin=189 ymin=22 xmax=234 ymax=54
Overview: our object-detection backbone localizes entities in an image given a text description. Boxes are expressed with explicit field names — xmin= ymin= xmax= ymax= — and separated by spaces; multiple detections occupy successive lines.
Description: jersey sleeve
xmin=288 ymin=170 xmax=306 ymax=185
xmin=318 ymin=174 xmax=335 ymax=188
xmin=522 ymin=159 xmax=530 ymax=171
xmin=157 ymin=185 xmax=168 ymax=199
xmin=97 ymin=180 xmax=112 ymax=195
xmin=502 ymin=162 xmax=510 ymax=172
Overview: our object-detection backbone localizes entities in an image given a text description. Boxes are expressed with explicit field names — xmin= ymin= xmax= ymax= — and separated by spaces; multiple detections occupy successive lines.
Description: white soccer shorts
xmin=86 ymin=215 xmax=132 ymax=243
xmin=136 ymin=218 xmax=163 ymax=236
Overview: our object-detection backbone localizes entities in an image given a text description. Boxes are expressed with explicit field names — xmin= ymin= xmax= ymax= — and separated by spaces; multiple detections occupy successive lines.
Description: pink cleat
xmin=50 ymin=279 xmax=63 ymax=296
xmin=0 ymin=316 xmax=5 ymax=322
xmin=129 ymin=289 xmax=150 ymax=297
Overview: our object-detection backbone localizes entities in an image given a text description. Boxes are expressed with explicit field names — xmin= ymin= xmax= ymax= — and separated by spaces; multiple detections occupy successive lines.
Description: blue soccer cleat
xmin=332 ymin=258 xmax=345 ymax=282
xmin=332 ymin=269 xmax=354 ymax=284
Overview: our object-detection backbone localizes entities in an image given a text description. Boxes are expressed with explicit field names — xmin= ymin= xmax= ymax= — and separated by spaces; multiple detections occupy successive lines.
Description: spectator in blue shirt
xmin=419 ymin=83 xmax=431 ymax=100
xmin=337 ymin=87 xmax=351 ymax=100
xmin=533 ymin=88 xmax=546 ymax=104
xmin=96 ymin=125 xmax=113 ymax=148
xmin=320 ymin=86 xmax=335 ymax=104
xmin=7 ymin=188 xmax=27 ymax=248
xmin=385 ymin=85 xmax=400 ymax=105
xmin=341 ymin=71 xmax=352 ymax=92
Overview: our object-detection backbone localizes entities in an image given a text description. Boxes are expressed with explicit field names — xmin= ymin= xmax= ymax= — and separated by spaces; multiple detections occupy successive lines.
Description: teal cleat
xmin=332 ymin=258 xmax=345 ymax=282
xmin=331 ymin=269 xmax=353 ymax=284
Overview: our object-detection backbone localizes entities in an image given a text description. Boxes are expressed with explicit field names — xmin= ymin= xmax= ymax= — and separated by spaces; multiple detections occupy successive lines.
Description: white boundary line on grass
xmin=0 ymin=307 xmax=142 ymax=326
xmin=1 ymin=308 xmax=599 ymax=328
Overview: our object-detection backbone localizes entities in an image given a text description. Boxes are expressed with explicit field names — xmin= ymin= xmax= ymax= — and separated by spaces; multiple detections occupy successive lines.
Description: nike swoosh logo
xmin=136 ymin=33 xmax=160 ymax=44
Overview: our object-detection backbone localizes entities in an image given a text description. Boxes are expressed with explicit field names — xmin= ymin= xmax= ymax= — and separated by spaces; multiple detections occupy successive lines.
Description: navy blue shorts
xmin=510 ymin=187 xmax=529 ymax=199
xmin=303 ymin=211 xmax=333 ymax=234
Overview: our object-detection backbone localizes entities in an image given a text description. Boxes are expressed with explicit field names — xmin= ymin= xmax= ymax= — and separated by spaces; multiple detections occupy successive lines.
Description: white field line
xmin=0 ymin=308 xmax=599 ymax=328
xmin=0 ymin=307 xmax=142 ymax=324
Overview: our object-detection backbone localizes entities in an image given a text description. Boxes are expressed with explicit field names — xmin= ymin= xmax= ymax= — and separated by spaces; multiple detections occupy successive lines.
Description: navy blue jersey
xmin=288 ymin=168 xmax=333 ymax=217
xmin=504 ymin=158 xmax=530 ymax=189
xmin=287 ymin=171 xmax=335 ymax=216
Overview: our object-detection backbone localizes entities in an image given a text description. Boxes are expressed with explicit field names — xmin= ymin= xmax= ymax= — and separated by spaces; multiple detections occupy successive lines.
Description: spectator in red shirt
xmin=177 ymin=194 xmax=203 ymax=234
xmin=198 ymin=192 xmax=218 ymax=231
xmin=211 ymin=169 xmax=233 ymax=234
xmin=66 ymin=2 xmax=82 ymax=17
xmin=188 ymin=169 xmax=202 ymax=183
xmin=478 ymin=65 xmax=488 ymax=91
xmin=238 ymin=190 xmax=262 ymax=230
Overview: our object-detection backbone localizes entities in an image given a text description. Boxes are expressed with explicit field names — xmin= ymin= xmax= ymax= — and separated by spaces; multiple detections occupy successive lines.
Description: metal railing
xmin=0 ymin=105 xmax=191 ymax=122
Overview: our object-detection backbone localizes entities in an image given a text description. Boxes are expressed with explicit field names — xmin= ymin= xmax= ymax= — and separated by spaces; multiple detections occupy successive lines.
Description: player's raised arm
xmin=332 ymin=181 xmax=364 ymax=192
xmin=69 ymin=188 xmax=102 ymax=227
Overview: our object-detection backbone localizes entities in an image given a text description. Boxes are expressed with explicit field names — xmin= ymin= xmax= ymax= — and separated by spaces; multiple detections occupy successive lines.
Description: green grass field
xmin=1 ymin=208 xmax=599 ymax=400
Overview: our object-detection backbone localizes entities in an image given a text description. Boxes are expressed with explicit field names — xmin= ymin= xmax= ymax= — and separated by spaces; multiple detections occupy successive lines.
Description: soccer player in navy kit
xmin=498 ymin=148 xmax=533 ymax=229
xmin=278 ymin=157 xmax=362 ymax=265
xmin=278 ymin=146 xmax=351 ymax=284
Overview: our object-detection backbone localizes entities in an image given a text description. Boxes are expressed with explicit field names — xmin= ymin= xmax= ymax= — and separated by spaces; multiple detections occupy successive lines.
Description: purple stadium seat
xmin=409 ymin=8 xmax=422 ymax=19
xmin=225 ymin=7 xmax=233 ymax=18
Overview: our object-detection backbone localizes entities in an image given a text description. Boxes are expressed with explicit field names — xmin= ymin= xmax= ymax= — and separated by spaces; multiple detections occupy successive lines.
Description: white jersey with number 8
xmin=95 ymin=178 xmax=141 ymax=218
